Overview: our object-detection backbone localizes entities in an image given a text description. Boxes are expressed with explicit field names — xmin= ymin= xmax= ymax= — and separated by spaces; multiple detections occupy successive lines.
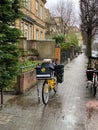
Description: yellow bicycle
xmin=42 ymin=74 xmax=58 ymax=105
xmin=36 ymin=59 xmax=64 ymax=105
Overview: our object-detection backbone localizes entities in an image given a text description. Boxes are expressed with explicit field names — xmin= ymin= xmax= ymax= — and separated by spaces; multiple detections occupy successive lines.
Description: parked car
xmin=91 ymin=50 xmax=98 ymax=57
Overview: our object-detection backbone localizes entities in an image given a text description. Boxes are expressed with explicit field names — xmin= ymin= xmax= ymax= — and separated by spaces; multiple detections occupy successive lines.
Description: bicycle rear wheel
xmin=92 ymin=84 xmax=96 ymax=96
xmin=42 ymin=80 xmax=50 ymax=105
xmin=92 ymin=78 xmax=97 ymax=96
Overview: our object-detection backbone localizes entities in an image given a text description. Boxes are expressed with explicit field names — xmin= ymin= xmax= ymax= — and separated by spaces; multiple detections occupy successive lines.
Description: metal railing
xmin=61 ymin=50 xmax=70 ymax=64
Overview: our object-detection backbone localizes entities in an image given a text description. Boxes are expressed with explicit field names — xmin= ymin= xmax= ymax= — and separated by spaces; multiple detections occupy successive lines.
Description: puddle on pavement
xmin=5 ymin=95 xmax=38 ymax=109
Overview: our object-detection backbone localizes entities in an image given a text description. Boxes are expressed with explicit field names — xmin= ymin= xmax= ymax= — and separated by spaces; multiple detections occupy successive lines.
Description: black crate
xmin=35 ymin=63 xmax=54 ymax=79
xmin=86 ymin=68 xmax=94 ymax=81
xmin=57 ymin=74 xmax=64 ymax=83
xmin=54 ymin=64 xmax=64 ymax=83
xmin=54 ymin=64 xmax=64 ymax=74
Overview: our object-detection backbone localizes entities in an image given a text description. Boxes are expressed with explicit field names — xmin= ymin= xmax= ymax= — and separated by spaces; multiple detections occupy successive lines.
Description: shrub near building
xmin=0 ymin=0 xmax=22 ymax=90
xmin=53 ymin=32 xmax=79 ymax=51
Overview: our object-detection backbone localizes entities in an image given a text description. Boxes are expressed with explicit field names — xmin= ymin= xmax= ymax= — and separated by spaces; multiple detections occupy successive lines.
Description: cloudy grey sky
xmin=45 ymin=0 xmax=80 ymax=26
xmin=45 ymin=0 xmax=80 ymax=12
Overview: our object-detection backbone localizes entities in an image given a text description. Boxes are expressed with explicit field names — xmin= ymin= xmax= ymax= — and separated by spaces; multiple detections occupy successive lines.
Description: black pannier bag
xmin=54 ymin=64 xmax=64 ymax=83
xmin=35 ymin=63 xmax=54 ymax=79
xmin=86 ymin=68 xmax=94 ymax=81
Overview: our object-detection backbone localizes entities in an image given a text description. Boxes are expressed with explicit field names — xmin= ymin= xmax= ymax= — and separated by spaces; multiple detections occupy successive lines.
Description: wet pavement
xmin=0 ymin=53 xmax=98 ymax=130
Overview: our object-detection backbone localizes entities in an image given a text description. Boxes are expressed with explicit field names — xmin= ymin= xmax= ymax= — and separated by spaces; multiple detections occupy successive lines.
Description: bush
xmin=19 ymin=60 xmax=40 ymax=73
xmin=53 ymin=34 xmax=65 ymax=45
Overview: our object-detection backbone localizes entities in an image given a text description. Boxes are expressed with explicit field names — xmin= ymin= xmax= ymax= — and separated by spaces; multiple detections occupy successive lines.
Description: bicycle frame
xmin=47 ymin=76 xmax=57 ymax=89
xmin=92 ymin=71 xmax=98 ymax=96
xmin=92 ymin=72 xmax=98 ymax=86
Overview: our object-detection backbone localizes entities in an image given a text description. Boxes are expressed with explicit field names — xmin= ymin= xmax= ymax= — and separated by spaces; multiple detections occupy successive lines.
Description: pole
xmin=1 ymin=88 xmax=3 ymax=108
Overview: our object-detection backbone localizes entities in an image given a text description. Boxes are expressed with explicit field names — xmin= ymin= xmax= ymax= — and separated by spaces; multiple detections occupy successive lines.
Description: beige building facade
xmin=16 ymin=0 xmax=46 ymax=40
xmin=45 ymin=11 xmax=65 ymax=39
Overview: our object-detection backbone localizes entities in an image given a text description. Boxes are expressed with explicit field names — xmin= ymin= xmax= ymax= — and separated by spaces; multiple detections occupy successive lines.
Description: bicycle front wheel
xmin=92 ymin=84 xmax=96 ymax=96
xmin=42 ymin=80 xmax=50 ymax=105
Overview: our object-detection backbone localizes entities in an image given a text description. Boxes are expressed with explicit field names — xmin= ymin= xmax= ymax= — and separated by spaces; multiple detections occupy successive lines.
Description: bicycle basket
xmin=35 ymin=63 xmax=54 ymax=79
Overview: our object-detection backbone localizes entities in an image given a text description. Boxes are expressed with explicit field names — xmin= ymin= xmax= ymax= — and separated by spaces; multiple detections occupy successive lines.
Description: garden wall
xmin=32 ymin=40 xmax=56 ymax=60
xmin=18 ymin=69 xmax=37 ymax=94
xmin=18 ymin=38 xmax=56 ymax=60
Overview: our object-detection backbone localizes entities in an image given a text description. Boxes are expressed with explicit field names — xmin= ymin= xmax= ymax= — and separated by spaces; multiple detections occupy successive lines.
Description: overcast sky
xmin=45 ymin=0 xmax=80 ymax=6
xmin=45 ymin=0 xmax=80 ymax=26
xmin=45 ymin=0 xmax=80 ymax=12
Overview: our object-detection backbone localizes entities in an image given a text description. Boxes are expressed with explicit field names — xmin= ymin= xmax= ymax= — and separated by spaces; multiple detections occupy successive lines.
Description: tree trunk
xmin=0 ymin=88 xmax=3 ymax=108
xmin=86 ymin=34 xmax=92 ymax=58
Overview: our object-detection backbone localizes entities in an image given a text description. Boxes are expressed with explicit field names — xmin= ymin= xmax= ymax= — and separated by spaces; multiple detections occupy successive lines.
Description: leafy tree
xmin=53 ymin=32 xmax=79 ymax=51
xmin=60 ymin=42 xmax=70 ymax=50
xmin=53 ymin=34 xmax=65 ymax=45
xmin=65 ymin=31 xmax=79 ymax=47
xmin=0 ymin=0 xmax=23 ymax=105
xmin=80 ymin=0 xmax=98 ymax=57
xmin=60 ymin=31 xmax=79 ymax=51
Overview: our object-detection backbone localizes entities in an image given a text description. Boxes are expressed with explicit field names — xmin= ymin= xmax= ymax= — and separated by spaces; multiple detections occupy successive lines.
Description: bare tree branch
xmin=80 ymin=0 xmax=98 ymax=57
xmin=47 ymin=0 xmax=77 ymax=34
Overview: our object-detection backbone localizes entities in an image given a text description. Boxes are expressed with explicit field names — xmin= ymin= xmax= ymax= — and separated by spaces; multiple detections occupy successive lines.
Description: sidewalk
xmin=0 ymin=53 xmax=98 ymax=130
xmin=85 ymin=98 xmax=98 ymax=130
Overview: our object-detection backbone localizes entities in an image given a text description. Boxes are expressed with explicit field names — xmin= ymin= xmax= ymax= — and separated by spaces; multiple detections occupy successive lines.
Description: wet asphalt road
xmin=0 ymin=53 xmax=97 ymax=130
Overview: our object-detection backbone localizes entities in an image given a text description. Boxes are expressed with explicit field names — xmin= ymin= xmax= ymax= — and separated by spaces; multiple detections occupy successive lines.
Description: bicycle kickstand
xmin=37 ymin=83 xmax=40 ymax=103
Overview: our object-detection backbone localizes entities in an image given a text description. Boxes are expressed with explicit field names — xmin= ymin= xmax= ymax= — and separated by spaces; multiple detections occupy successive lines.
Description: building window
xmin=23 ymin=0 xmax=31 ymax=10
xmin=40 ymin=31 xmax=43 ymax=40
xmin=28 ymin=0 xmax=31 ymax=10
xmin=24 ymin=24 xmax=29 ymax=39
xmin=40 ymin=5 xmax=43 ymax=19
xmin=20 ymin=21 xmax=24 ymax=36
xmin=36 ymin=1 xmax=38 ymax=17
xmin=20 ymin=22 xmax=24 ymax=31
xmin=36 ymin=29 xmax=39 ymax=40
xmin=23 ymin=0 xmax=28 ymax=8
xmin=30 ymin=25 xmax=32 ymax=39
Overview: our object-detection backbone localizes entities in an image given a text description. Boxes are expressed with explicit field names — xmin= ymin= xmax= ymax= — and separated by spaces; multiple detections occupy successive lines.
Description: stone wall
xmin=18 ymin=69 xmax=37 ymax=94
xmin=32 ymin=40 xmax=56 ymax=60
xmin=18 ymin=39 xmax=56 ymax=60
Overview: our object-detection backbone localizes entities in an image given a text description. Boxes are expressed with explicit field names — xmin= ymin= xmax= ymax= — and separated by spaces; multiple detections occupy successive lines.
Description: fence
xmin=60 ymin=50 xmax=70 ymax=64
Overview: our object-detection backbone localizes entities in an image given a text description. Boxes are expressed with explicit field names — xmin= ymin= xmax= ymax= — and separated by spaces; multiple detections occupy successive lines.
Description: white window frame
xmin=36 ymin=1 xmax=39 ymax=17
xmin=40 ymin=5 xmax=43 ymax=19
